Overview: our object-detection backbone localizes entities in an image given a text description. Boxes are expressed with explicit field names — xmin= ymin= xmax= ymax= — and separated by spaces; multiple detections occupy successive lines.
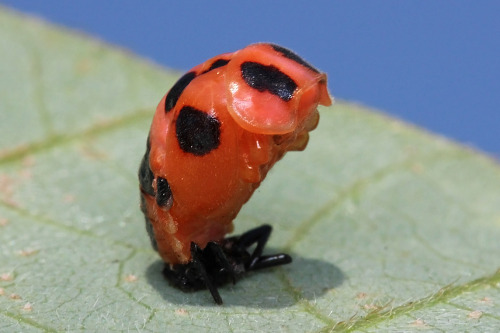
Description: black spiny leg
xmin=162 ymin=224 xmax=292 ymax=304
xmin=190 ymin=242 xmax=223 ymax=305
xmin=231 ymin=224 xmax=292 ymax=270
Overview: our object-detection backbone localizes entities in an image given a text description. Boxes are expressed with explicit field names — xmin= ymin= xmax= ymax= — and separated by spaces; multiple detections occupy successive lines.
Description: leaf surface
xmin=1 ymin=7 xmax=499 ymax=332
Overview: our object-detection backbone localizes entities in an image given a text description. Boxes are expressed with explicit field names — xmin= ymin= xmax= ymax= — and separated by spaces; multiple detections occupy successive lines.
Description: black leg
xmin=236 ymin=224 xmax=292 ymax=270
xmin=190 ymin=242 xmax=223 ymax=305
xmin=248 ymin=253 xmax=292 ymax=270
xmin=204 ymin=242 xmax=236 ymax=284
xmin=162 ymin=224 xmax=292 ymax=305
xmin=237 ymin=224 xmax=272 ymax=269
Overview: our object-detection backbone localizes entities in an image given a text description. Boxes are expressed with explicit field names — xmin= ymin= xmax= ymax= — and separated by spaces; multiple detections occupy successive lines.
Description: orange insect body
xmin=139 ymin=43 xmax=331 ymax=265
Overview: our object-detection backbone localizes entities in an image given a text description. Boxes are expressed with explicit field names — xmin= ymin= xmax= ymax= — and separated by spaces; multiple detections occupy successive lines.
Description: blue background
xmin=3 ymin=1 xmax=499 ymax=156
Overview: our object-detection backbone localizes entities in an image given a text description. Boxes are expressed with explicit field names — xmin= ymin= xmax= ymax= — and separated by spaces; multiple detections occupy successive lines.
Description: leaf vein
xmin=326 ymin=268 xmax=500 ymax=332
xmin=0 ymin=108 xmax=153 ymax=164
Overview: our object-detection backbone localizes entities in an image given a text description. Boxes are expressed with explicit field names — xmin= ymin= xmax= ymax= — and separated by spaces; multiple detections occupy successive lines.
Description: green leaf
xmin=1 ymin=7 xmax=499 ymax=332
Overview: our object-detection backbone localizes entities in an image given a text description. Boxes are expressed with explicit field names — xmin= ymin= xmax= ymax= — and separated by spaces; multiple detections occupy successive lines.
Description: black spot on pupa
xmin=138 ymin=135 xmax=155 ymax=197
xmin=156 ymin=177 xmax=172 ymax=207
xmin=204 ymin=58 xmax=230 ymax=73
xmin=241 ymin=62 xmax=297 ymax=102
xmin=164 ymin=72 xmax=197 ymax=112
xmin=270 ymin=44 xmax=320 ymax=73
xmin=176 ymin=106 xmax=221 ymax=156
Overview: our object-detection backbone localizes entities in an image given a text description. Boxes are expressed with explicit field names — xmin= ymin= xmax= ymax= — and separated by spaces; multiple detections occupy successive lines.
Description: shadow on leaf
xmin=145 ymin=251 xmax=344 ymax=308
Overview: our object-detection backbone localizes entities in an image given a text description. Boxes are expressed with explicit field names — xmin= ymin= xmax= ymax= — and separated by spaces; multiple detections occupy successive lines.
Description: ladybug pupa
xmin=138 ymin=43 xmax=332 ymax=304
